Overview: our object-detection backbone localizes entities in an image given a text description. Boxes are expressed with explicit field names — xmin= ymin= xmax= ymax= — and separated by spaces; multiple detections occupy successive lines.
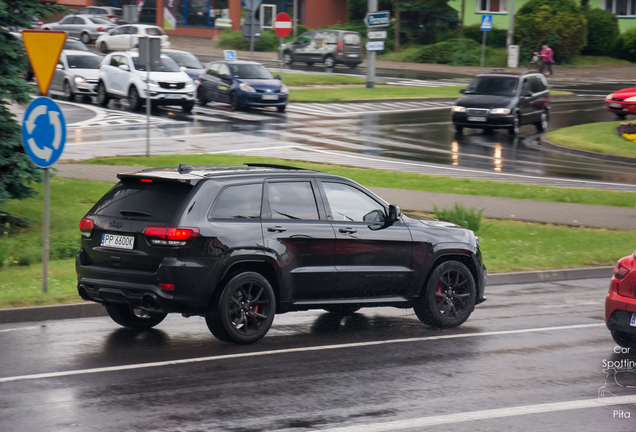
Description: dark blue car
xmin=197 ymin=60 xmax=288 ymax=112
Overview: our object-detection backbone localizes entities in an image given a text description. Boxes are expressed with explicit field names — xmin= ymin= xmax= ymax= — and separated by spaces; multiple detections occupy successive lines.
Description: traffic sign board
xmin=242 ymin=15 xmax=261 ymax=42
xmin=365 ymin=41 xmax=385 ymax=51
xmin=224 ymin=50 xmax=237 ymax=61
xmin=481 ymin=15 xmax=493 ymax=31
xmin=367 ymin=30 xmax=387 ymax=40
xmin=21 ymin=97 xmax=66 ymax=168
xmin=243 ymin=0 xmax=261 ymax=11
xmin=365 ymin=11 xmax=390 ymax=28
xmin=21 ymin=31 xmax=67 ymax=96
xmin=274 ymin=12 xmax=292 ymax=38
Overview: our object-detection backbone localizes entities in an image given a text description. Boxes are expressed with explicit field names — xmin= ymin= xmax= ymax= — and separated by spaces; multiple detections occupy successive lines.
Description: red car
xmin=605 ymin=88 xmax=636 ymax=119
xmin=606 ymin=251 xmax=636 ymax=348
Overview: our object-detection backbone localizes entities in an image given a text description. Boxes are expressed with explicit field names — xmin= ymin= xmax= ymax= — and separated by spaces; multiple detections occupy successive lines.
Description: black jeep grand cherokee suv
xmin=77 ymin=164 xmax=486 ymax=344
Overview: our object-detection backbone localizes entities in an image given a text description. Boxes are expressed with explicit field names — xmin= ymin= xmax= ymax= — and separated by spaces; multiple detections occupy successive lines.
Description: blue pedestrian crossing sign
xmin=21 ymin=97 xmax=66 ymax=168
xmin=481 ymin=15 xmax=493 ymax=31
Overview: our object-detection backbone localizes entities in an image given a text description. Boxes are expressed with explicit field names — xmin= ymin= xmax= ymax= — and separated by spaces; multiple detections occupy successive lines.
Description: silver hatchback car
xmin=49 ymin=50 xmax=103 ymax=101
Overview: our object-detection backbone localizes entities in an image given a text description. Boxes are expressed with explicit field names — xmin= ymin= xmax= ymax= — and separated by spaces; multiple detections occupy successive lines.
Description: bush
xmin=463 ymin=24 xmax=508 ymax=48
xmin=416 ymin=38 xmax=481 ymax=66
xmin=615 ymin=28 xmax=636 ymax=62
xmin=582 ymin=8 xmax=619 ymax=56
xmin=433 ymin=203 xmax=484 ymax=233
xmin=216 ymin=26 xmax=309 ymax=52
xmin=216 ymin=28 xmax=250 ymax=51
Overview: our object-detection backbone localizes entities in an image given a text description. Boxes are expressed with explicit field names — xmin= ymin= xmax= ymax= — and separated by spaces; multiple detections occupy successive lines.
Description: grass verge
xmin=78 ymin=154 xmax=636 ymax=208
xmin=546 ymin=121 xmax=636 ymax=159
xmin=566 ymin=55 xmax=632 ymax=68
xmin=289 ymin=86 xmax=465 ymax=101
xmin=281 ymin=73 xmax=368 ymax=87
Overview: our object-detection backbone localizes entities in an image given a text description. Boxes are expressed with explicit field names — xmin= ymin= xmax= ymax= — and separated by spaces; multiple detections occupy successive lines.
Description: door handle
xmin=267 ymin=226 xmax=286 ymax=232
xmin=339 ymin=227 xmax=357 ymax=234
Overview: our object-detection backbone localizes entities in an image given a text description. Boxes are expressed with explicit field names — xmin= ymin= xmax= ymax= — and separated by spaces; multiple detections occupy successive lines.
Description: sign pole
xmin=366 ymin=0 xmax=378 ymax=89
xmin=42 ymin=167 xmax=50 ymax=293
xmin=146 ymin=40 xmax=150 ymax=158
xmin=481 ymin=30 xmax=487 ymax=69
xmin=280 ymin=37 xmax=284 ymax=80
xmin=249 ymin=9 xmax=255 ymax=61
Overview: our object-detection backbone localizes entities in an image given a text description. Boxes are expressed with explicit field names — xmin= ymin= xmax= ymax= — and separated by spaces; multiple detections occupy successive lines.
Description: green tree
xmin=400 ymin=0 xmax=458 ymax=45
xmin=582 ymin=8 xmax=619 ymax=56
xmin=0 ymin=1 xmax=64 ymax=205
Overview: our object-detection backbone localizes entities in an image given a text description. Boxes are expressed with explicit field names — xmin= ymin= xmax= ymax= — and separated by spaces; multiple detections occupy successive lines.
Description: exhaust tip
xmin=142 ymin=295 xmax=158 ymax=309
xmin=77 ymin=286 xmax=90 ymax=301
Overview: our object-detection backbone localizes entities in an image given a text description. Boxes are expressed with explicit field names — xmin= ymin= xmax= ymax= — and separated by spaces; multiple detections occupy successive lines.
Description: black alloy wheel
xmin=348 ymin=63 xmax=359 ymax=69
xmin=100 ymin=41 xmax=108 ymax=53
xmin=617 ymin=113 xmax=627 ymax=120
xmin=63 ymin=81 xmax=75 ymax=102
xmin=205 ymin=272 xmax=276 ymax=344
xmin=182 ymin=102 xmax=194 ymax=113
xmin=509 ymin=112 xmax=520 ymax=136
xmin=455 ymin=125 xmax=463 ymax=134
xmin=97 ymin=82 xmax=110 ymax=107
xmin=198 ymin=87 xmax=208 ymax=106
xmin=611 ymin=331 xmax=636 ymax=349
xmin=105 ymin=304 xmax=167 ymax=329
xmin=128 ymin=86 xmax=142 ymax=111
xmin=80 ymin=32 xmax=91 ymax=44
xmin=230 ymin=92 xmax=240 ymax=111
xmin=413 ymin=260 xmax=476 ymax=328
xmin=536 ymin=109 xmax=549 ymax=132
xmin=324 ymin=55 xmax=335 ymax=68
xmin=323 ymin=305 xmax=361 ymax=315
xmin=277 ymin=105 xmax=286 ymax=113
xmin=283 ymin=52 xmax=293 ymax=65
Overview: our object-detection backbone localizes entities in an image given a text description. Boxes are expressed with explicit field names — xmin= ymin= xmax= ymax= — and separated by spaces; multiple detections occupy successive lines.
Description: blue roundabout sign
xmin=21 ymin=97 xmax=66 ymax=168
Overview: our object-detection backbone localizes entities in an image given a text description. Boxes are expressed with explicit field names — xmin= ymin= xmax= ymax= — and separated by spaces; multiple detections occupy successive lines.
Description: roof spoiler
xmin=244 ymin=163 xmax=313 ymax=171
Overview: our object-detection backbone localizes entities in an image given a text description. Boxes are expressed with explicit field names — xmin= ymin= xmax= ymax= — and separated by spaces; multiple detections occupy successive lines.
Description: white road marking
xmin=0 ymin=326 xmax=40 ymax=334
xmin=317 ymin=395 xmax=636 ymax=431
xmin=0 ymin=323 xmax=602 ymax=384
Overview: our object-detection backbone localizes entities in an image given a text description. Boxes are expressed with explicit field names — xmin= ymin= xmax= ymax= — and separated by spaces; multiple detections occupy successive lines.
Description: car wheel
xmin=205 ymin=271 xmax=276 ymax=344
xmin=198 ymin=87 xmax=208 ymax=106
xmin=283 ymin=51 xmax=293 ymax=65
xmin=324 ymin=55 xmax=335 ymax=68
xmin=306 ymin=62 xmax=314 ymax=66
xmin=100 ymin=41 xmax=108 ymax=53
xmin=509 ymin=112 xmax=520 ymax=136
xmin=97 ymin=82 xmax=110 ymax=107
xmin=611 ymin=331 xmax=636 ymax=349
xmin=277 ymin=105 xmax=286 ymax=113
xmin=80 ymin=32 xmax=91 ymax=45
xmin=617 ymin=113 xmax=627 ymax=120
xmin=454 ymin=125 xmax=463 ymax=134
xmin=182 ymin=102 xmax=194 ymax=113
xmin=63 ymin=81 xmax=75 ymax=102
xmin=413 ymin=260 xmax=476 ymax=329
xmin=323 ymin=305 xmax=361 ymax=315
xmin=348 ymin=63 xmax=360 ymax=69
xmin=105 ymin=304 xmax=167 ymax=329
xmin=128 ymin=86 xmax=142 ymax=111
xmin=536 ymin=109 xmax=549 ymax=132
xmin=230 ymin=92 xmax=240 ymax=111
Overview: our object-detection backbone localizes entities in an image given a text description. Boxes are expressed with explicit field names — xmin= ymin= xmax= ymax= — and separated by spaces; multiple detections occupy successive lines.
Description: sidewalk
xmin=168 ymin=35 xmax=635 ymax=81
xmin=56 ymin=164 xmax=636 ymax=231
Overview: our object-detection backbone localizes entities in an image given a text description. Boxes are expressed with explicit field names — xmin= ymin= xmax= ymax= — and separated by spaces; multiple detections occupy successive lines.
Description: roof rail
xmin=520 ymin=70 xmax=538 ymax=75
xmin=487 ymin=68 xmax=506 ymax=73
xmin=244 ymin=163 xmax=313 ymax=171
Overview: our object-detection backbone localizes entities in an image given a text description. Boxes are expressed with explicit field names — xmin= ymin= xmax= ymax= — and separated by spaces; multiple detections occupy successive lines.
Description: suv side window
xmin=268 ymin=182 xmax=319 ymax=220
xmin=109 ymin=55 xmax=120 ymax=67
xmin=522 ymin=79 xmax=533 ymax=94
xmin=209 ymin=184 xmax=262 ymax=219
xmin=322 ymin=182 xmax=386 ymax=223
xmin=531 ymin=76 xmax=545 ymax=93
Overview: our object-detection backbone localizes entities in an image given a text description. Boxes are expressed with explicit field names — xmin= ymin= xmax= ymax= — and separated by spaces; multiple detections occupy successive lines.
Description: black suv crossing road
xmin=77 ymin=164 xmax=486 ymax=344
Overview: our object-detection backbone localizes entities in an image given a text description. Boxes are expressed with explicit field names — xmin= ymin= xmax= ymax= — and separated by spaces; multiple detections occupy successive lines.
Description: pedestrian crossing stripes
xmin=386 ymin=79 xmax=469 ymax=87
xmin=286 ymin=101 xmax=453 ymax=117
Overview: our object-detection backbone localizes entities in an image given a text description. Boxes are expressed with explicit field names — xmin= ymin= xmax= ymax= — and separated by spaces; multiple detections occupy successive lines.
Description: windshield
xmin=67 ymin=55 xmax=101 ymax=69
xmin=229 ymin=64 xmax=274 ymax=80
xmin=465 ymin=76 xmax=520 ymax=97
xmin=64 ymin=40 xmax=88 ymax=51
xmin=164 ymin=52 xmax=203 ymax=69
xmin=132 ymin=56 xmax=180 ymax=72
xmin=89 ymin=17 xmax=111 ymax=24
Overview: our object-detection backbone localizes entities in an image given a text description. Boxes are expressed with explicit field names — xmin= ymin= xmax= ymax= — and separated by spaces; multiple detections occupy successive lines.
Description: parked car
xmin=605 ymin=89 xmax=636 ymax=120
xmin=76 ymin=163 xmax=486 ymax=344
xmin=606 ymin=250 xmax=636 ymax=349
xmin=280 ymin=30 xmax=362 ymax=69
xmin=95 ymin=24 xmax=170 ymax=53
xmin=77 ymin=6 xmax=124 ymax=25
xmin=49 ymin=50 xmax=102 ymax=101
xmin=451 ymin=71 xmax=550 ymax=135
xmin=97 ymin=51 xmax=196 ymax=112
xmin=41 ymin=14 xmax=115 ymax=44
xmin=197 ymin=60 xmax=288 ymax=112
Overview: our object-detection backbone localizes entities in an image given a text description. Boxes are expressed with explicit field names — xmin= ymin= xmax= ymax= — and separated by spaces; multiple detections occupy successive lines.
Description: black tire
xmin=454 ymin=125 xmax=463 ymax=134
xmin=80 ymin=32 xmax=91 ymax=45
xmin=100 ymin=41 xmax=108 ymax=53
xmin=324 ymin=55 xmax=335 ymax=68
xmin=205 ymin=272 xmax=276 ymax=344
xmin=105 ymin=304 xmax=167 ymax=329
xmin=283 ymin=51 xmax=293 ymax=65
xmin=230 ymin=92 xmax=240 ymax=111
xmin=306 ymin=62 xmax=314 ymax=66
xmin=348 ymin=63 xmax=360 ymax=69
xmin=509 ymin=112 xmax=520 ymax=136
xmin=128 ymin=86 xmax=142 ymax=111
xmin=323 ymin=305 xmax=361 ymax=315
xmin=198 ymin=87 xmax=208 ymax=106
xmin=182 ymin=102 xmax=194 ymax=113
xmin=413 ymin=260 xmax=476 ymax=329
xmin=277 ymin=105 xmax=286 ymax=113
xmin=617 ymin=113 xmax=627 ymax=120
xmin=63 ymin=81 xmax=75 ymax=102
xmin=97 ymin=82 xmax=110 ymax=107
xmin=536 ymin=109 xmax=549 ymax=132
xmin=611 ymin=331 xmax=636 ymax=349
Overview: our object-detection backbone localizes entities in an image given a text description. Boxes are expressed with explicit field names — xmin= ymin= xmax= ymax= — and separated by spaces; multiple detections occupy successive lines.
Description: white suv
xmin=97 ymin=51 xmax=196 ymax=112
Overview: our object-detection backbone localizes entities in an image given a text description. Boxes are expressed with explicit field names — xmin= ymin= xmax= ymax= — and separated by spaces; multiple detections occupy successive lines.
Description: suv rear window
xmin=465 ymin=76 xmax=519 ymax=97
xmin=91 ymin=181 xmax=193 ymax=222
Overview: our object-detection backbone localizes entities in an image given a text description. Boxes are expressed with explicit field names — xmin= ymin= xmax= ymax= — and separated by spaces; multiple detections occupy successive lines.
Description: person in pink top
xmin=534 ymin=44 xmax=554 ymax=76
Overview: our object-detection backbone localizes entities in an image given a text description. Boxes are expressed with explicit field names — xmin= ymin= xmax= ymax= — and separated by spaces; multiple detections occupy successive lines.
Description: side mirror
xmin=118 ymin=64 xmax=129 ymax=72
xmin=56 ymin=64 xmax=64 ymax=70
xmin=522 ymin=90 xmax=532 ymax=98
xmin=179 ymin=66 xmax=187 ymax=72
xmin=388 ymin=204 xmax=401 ymax=223
xmin=459 ymin=89 xmax=465 ymax=94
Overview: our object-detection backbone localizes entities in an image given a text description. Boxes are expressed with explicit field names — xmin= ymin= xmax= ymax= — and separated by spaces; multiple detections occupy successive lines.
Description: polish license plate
xmin=631 ymin=313 xmax=636 ymax=327
xmin=165 ymin=94 xmax=183 ymax=99
xmin=610 ymin=103 xmax=622 ymax=108
xmin=347 ymin=54 xmax=359 ymax=57
xmin=101 ymin=233 xmax=134 ymax=250
xmin=93 ymin=85 xmax=98 ymax=90
xmin=262 ymin=95 xmax=279 ymax=101
xmin=467 ymin=116 xmax=487 ymax=122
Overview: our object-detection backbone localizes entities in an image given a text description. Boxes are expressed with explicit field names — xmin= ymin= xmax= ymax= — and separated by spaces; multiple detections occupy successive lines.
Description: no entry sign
xmin=274 ymin=13 xmax=292 ymax=38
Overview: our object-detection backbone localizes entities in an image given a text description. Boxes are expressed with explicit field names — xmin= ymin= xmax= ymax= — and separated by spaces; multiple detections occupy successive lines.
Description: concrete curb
xmin=542 ymin=139 xmax=636 ymax=165
xmin=0 ymin=267 xmax=614 ymax=325
xmin=291 ymin=95 xmax=597 ymax=105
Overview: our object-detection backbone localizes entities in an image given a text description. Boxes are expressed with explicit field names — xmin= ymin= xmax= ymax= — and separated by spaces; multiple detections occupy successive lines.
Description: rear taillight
xmin=79 ymin=218 xmax=94 ymax=238
xmin=614 ymin=263 xmax=629 ymax=280
xmin=143 ymin=226 xmax=199 ymax=246
xmin=97 ymin=26 xmax=105 ymax=32
xmin=337 ymin=41 xmax=343 ymax=54
xmin=107 ymin=15 xmax=114 ymax=18
xmin=159 ymin=283 xmax=175 ymax=291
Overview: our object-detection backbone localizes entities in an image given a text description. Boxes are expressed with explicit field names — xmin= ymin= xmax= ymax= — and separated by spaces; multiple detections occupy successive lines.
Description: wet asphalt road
xmin=1 ymin=278 xmax=635 ymax=431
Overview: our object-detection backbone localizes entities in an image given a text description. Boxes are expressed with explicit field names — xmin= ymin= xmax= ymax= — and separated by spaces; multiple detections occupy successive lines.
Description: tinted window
xmin=164 ymin=52 xmax=204 ymax=69
xmin=92 ymin=181 xmax=193 ymax=222
xmin=145 ymin=27 xmax=165 ymax=36
xmin=343 ymin=33 xmax=360 ymax=45
xmin=64 ymin=40 xmax=89 ymax=51
xmin=322 ymin=182 xmax=385 ymax=223
xmin=60 ymin=17 xmax=74 ymax=24
xmin=89 ymin=17 xmax=111 ymax=24
xmin=465 ymin=76 xmax=519 ymax=97
xmin=522 ymin=79 xmax=532 ymax=94
xmin=530 ymin=76 xmax=545 ymax=92
xmin=109 ymin=56 xmax=120 ymax=67
xmin=127 ymin=26 xmax=139 ymax=35
xmin=268 ymin=182 xmax=319 ymax=220
xmin=133 ymin=56 xmax=180 ymax=72
xmin=229 ymin=63 xmax=273 ymax=79
xmin=209 ymin=184 xmax=262 ymax=219
xmin=67 ymin=55 xmax=101 ymax=69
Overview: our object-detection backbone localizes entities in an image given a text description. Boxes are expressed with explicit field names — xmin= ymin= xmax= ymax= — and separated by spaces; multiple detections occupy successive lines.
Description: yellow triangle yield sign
xmin=22 ymin=31 xmax=67 ymax=96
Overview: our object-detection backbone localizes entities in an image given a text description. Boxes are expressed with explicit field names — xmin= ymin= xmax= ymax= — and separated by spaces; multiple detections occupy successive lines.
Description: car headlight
xmin=490 ymin=108 xmax=511 ymax=114
xmin=624 ymin=96 xmax=636 ymax=102
xmin=239 ymin=83 xmax=256 ymax=92
xmin=280 ymin=83 xmax=289 ymax=93
xmin=606 ymin=93 xmax=614 ymax=100
xmin=74 ymin=75 xmax=86 ymax=83
xmin=451 ymin=106 xmax=466 ymax=113
xmin=185 ymin=79 xmax=195 ymax=88
xmin=144 ymin=78 xmax=159 ymax=87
